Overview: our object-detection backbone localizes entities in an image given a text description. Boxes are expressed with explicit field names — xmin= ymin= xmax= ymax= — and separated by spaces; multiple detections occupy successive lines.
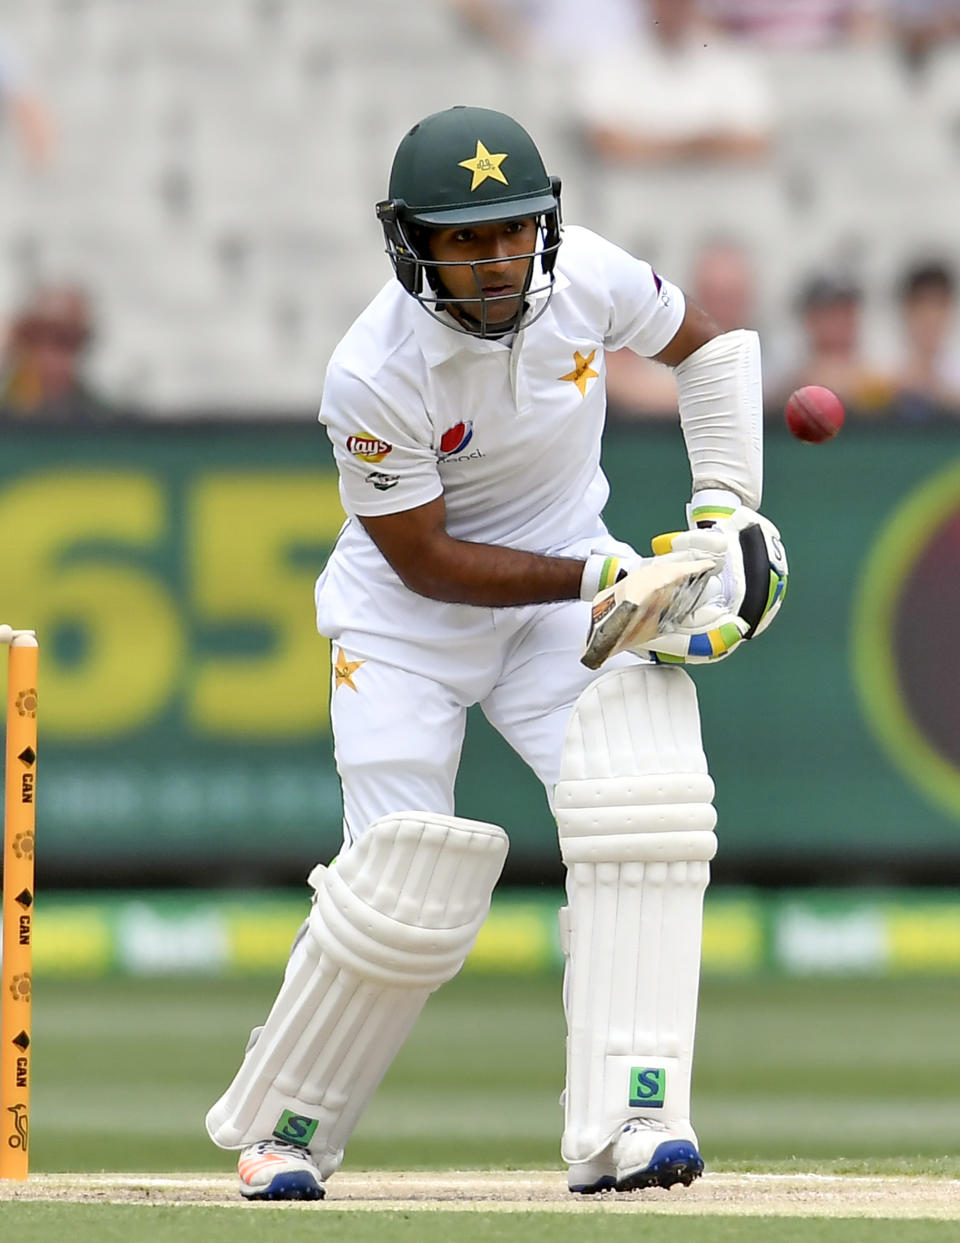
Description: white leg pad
xmin=206 ymin=812 xmax=508 ymax=1177
xmin=555 ymin=665 xmax=716 ymax=1167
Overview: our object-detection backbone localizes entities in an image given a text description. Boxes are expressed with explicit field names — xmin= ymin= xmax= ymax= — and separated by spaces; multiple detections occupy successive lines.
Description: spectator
xmin=700 ymin=0 xmax=883 ymax=48
xmin=447 ymin=0 xmax=642 ymax=60
xmin=886 ymin=0 xmax=960 ymax=78
xmin=0 ymin=27 xmax=56 ymax=170
xmin=772 ymin=271 xmax=894 ymax=414
xmin=577 ymin=0 xmax=773 ymax=167
xmin=890 ymin=260 xmax=960 ymax=419
xmin=685 ymin=236 xmax=759 ymax=333
xmin=0 ymin=284 xmax=108 ymax=422
xmin=607 ymin=238 xmax=763 ymax=418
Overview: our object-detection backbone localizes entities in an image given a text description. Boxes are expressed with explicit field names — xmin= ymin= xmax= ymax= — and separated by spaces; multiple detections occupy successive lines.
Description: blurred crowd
xmin=451 ymin=0 xmax=960 ymax=422
xmin=452 ymin=0 xmax=960 ymax=71
xmin=0 ymin=281 xmax=107 ymax=422
xmin=2 ymin=0 xmax=960 ymax=423
xmin=604 ymin=243 xmax=960 ymax=422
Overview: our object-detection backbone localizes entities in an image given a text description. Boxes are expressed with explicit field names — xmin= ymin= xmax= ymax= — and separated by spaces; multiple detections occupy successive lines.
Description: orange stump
xmin=1 ymin=632 xmax=38 ymax=1181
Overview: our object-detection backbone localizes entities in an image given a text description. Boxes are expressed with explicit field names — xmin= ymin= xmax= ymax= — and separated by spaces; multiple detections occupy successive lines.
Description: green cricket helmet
xmin=376 ymin=106 xmax=563 ymax=336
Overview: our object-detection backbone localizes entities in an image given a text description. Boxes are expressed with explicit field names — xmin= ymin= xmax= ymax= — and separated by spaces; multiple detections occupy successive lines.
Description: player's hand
xmin=580 ymin=540 xmax=724 ymax=669
xmin=637 ymin=507 xmax=788 ymax=665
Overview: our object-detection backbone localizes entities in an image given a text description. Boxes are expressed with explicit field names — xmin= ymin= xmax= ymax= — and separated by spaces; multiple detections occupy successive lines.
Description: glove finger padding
xmin=638 ymin=509 xmax=788 ymax=665
xmin=717 ymin=506 xmax=788 ymax=640
xmin=737 ymin=520 xmax=787 ymax=636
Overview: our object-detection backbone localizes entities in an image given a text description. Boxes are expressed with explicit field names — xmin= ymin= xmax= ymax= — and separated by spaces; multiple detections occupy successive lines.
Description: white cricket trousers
xmin=329 ymin=596 xmax=640 ymax=845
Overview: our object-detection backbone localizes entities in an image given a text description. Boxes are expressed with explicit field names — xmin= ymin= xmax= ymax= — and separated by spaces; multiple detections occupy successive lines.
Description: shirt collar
xmin=410 ymin=268 xmax=571 ymax=367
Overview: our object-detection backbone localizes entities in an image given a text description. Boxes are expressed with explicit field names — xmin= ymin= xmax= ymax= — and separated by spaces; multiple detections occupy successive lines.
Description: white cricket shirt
xmin=315 ymin=225 xmax=684 ymax=667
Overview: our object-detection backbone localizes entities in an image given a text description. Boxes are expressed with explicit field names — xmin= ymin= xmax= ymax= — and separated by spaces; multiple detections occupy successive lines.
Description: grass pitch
xmin=2 ymin=972 xmax=958 ymax=1239
xmin=4 ymin=1203 xmax=960 ymax=1243
xmin=23 ymin=972 xmax=960 ymax=1173
xmin=4 ymin=1176 xmax=960 ymax=1242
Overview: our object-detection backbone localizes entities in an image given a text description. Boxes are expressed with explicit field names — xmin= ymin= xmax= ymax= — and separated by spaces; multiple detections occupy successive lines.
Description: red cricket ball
xmin=784 ymin=385 xmax=845 ymax=443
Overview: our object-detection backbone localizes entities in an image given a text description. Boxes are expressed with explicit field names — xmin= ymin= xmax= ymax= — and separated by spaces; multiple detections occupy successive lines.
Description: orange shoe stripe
xmin=238 ymin=1155 xmax=288 ymax=1178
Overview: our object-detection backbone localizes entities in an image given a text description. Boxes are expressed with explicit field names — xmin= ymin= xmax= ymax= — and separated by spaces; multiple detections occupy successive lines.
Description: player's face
xmin=428 ymin=219 xmax=538 ymax=327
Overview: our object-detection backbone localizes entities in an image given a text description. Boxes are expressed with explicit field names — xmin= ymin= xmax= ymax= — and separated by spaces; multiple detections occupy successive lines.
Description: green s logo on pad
xmin=272 ymin=1109 xmax=319 ymax=1146
xmin=629 ymin=1067 xmax=666 ymax=1108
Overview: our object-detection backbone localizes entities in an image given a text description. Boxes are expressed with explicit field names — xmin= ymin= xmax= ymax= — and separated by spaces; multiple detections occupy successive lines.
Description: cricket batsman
xmin=205 ymin=105 xmax=787 ymax=1200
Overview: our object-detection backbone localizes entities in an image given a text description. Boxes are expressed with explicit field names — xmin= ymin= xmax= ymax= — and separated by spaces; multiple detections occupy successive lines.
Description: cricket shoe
xmin=567 ymin=1153 xmax=617 ymax=1194
xmin=237 ymin=1139 xmax=325 ymax=1200
xmin=568 ymin=1119 xmax=703 ymax=1195
xmin=613 ymin=1118 xmax=703 ymax=1192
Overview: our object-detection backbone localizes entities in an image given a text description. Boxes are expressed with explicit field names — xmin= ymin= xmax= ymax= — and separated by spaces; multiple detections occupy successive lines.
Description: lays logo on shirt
xmin=347 ymin=432 xmax=393 ymax=463
xmin=439 ymin=420 xmax=473 ymax=458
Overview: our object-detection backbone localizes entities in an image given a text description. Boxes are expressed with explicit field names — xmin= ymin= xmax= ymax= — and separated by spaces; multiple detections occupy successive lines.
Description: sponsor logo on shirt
xmin=365 ymin=471 xmax=399 ymax=492
xmin=444 ymin=449 xmax=486 ymax=461
xmin=347 ymin=432 xmax=393 ymax=463
xmin=439 ymin=420 xmax=474 ymax=458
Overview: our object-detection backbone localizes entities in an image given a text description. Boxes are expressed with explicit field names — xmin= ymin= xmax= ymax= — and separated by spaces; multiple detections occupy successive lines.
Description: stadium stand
xmin=0 ymin=0 xmax=958 ymax=413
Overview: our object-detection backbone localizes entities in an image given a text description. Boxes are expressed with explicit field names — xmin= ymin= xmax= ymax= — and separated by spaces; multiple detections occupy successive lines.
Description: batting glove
xmin=637 ymin=493 xmax=788 ymax=665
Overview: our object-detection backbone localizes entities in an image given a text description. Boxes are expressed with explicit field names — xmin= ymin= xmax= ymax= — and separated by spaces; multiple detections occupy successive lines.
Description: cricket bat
xmin=580 ymin=555 xmax=717 ymax=670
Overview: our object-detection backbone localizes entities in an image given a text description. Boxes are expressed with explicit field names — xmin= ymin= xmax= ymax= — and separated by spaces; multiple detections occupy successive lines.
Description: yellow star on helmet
xmin=334 ymin=647 xmax=365 ymax=692
xmin=458 ymin=140 xmax=509 ymax=192
xmin=559 ymin=349 xmax=599 ymax=398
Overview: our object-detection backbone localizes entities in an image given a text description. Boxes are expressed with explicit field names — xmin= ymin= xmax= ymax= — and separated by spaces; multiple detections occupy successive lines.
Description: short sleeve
xmin=574 ymin=229 xmax=686 ymax=357
xmin=319 ymin=363 xmax=443 ymax=517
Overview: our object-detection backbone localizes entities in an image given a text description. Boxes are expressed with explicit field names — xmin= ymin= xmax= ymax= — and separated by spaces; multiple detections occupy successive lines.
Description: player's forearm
xmin=398 ymin=535 xmax=584 ymax=607
xmin=674 ymin=329 xmax=763 ymax=510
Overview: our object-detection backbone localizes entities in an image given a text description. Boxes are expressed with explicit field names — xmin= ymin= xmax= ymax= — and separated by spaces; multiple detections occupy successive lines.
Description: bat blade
xmin=580 ymin=556 xmax=716 ymax=670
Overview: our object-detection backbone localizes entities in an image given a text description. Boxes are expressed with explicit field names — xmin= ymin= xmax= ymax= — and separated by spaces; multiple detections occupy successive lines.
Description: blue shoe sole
xmin=615 ymin=1139 xmax=704 ymax=1192
xmin=242 ymin=1170 xmax=325 ymax=1201
xmin=569 ymin=1174 xmax=617 ymax=1194
xmin=569 ymin=1143 xmax=706 ymax=1193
